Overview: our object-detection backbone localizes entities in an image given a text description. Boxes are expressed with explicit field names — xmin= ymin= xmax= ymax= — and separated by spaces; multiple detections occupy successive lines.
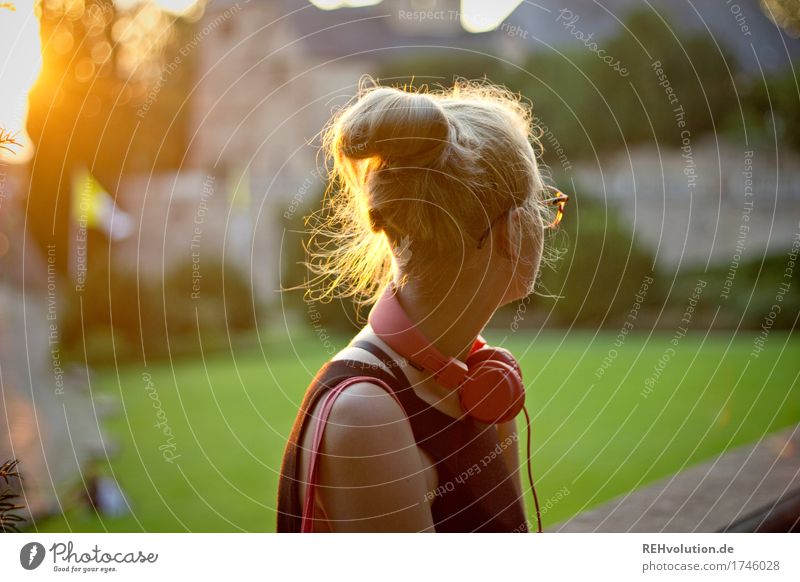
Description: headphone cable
xmin=521 ymin=403 xmax=543 ymax=533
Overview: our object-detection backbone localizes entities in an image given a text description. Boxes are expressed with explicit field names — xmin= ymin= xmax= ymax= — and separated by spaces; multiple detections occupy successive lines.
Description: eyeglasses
xmin=476 ymin=188 xmax=569 ymax=250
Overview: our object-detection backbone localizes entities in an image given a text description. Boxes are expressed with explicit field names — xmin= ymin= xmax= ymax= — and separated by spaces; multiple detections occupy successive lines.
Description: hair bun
xmin=338 ymin=87 xmax=450 ymax=167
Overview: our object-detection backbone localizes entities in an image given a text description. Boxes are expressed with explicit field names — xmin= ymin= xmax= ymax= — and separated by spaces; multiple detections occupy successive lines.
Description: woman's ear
xmin=498 ymin=206 xmax=525 ymax=263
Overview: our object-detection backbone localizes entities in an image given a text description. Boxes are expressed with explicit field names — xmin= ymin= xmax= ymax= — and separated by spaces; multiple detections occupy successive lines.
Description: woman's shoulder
xmin=296 ymin=377 xmax=430 ymax=531
xmin=322 ymin=380 xmax=409 ymax=441
xmin=310 ymin=326 xmax=412 ymax=447
xmin=309 ymin=325 xmax=416 ymax=454
xmin=306 ymin=378 xmax=434 ymax=531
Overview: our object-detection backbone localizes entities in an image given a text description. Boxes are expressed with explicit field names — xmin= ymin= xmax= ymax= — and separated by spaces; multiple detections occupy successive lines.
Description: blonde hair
xmin=302 ymin=77 xmax=557 ymax=306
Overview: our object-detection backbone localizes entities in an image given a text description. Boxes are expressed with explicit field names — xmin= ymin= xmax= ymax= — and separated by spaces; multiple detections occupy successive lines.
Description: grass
xmin=31 ymin=329 xmax=800 ymax=532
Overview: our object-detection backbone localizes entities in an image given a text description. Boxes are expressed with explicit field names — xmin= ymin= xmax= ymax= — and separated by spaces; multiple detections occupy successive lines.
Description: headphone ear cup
xmin=466 ymin=346 xmax=523 ymax=380
xmin=460 ymin=351 xmax=525 ymax=424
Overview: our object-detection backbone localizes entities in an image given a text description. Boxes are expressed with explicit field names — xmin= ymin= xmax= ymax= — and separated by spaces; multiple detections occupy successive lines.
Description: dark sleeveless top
xmin=275 ymin=339 xmax=529 ymax=532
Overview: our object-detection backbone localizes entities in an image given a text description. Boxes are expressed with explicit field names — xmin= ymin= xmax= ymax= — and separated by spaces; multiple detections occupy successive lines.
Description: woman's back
xmin=275 ymin=331 xmax=529 ymax=532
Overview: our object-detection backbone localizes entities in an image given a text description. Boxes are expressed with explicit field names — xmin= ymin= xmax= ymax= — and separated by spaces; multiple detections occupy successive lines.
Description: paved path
xmin=0 ymin=283 xmax=111 ymax=523
xmin=552 ymin=423 xmax=800 ymax=532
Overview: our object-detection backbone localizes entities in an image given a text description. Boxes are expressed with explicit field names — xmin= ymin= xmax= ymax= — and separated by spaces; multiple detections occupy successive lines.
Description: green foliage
xmin=680 ymin=254 xmax=800 ymax=330
xmin=0 ymin=459 xmax=24 ymax=533
xmin=537 ymin=196 xmax=658 ymax=327
xmin=733 ymin=69 xmax=800 ymax=149
xmin=61 ymin=254 xmax=260 ymax=365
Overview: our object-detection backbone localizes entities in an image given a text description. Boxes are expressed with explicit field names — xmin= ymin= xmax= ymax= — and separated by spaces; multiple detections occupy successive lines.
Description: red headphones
xmin=368 ymin=282 xmax=525 ymax=424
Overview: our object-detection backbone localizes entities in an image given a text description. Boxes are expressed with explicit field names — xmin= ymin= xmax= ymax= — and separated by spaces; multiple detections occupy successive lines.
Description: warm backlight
xmin=0 ymin=0 xmax=42 ymax=163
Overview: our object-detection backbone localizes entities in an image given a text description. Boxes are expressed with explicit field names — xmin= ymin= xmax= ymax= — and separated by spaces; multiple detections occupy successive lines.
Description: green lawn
xmin=32 ymin=330 xmax=800 ymax=532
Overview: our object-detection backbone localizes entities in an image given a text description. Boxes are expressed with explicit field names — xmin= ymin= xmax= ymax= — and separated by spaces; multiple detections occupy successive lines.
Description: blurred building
xmin=117 ymin=0 xmax=503 ymax=309
xmin=574 ymin=138 xmax=800 ymax=270
xmin=113 ymin=0 xmax=799 ymax=308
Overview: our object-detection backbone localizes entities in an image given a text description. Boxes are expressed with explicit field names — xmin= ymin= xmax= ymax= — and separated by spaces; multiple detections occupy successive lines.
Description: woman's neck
xmin=392 ymin=273 xmax=500 ymax=362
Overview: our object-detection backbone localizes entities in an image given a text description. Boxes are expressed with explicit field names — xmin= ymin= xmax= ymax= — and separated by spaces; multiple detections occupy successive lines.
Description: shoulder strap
xmin=300 ymin=371 xmax=402 ymax=533
xmin=351 ymin=338 xmax=415 ymax=381
xmin=351 ymin=339 xmax=462 ymax=435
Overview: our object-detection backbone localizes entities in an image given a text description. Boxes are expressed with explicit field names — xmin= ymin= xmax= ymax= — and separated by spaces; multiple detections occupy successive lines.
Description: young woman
xmin=276 ymin=79 xmax=566 ymax=532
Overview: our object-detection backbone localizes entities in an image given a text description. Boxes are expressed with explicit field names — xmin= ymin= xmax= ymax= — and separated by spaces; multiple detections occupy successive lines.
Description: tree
xmin=27 ymin=0 xmax=195 ymax=276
